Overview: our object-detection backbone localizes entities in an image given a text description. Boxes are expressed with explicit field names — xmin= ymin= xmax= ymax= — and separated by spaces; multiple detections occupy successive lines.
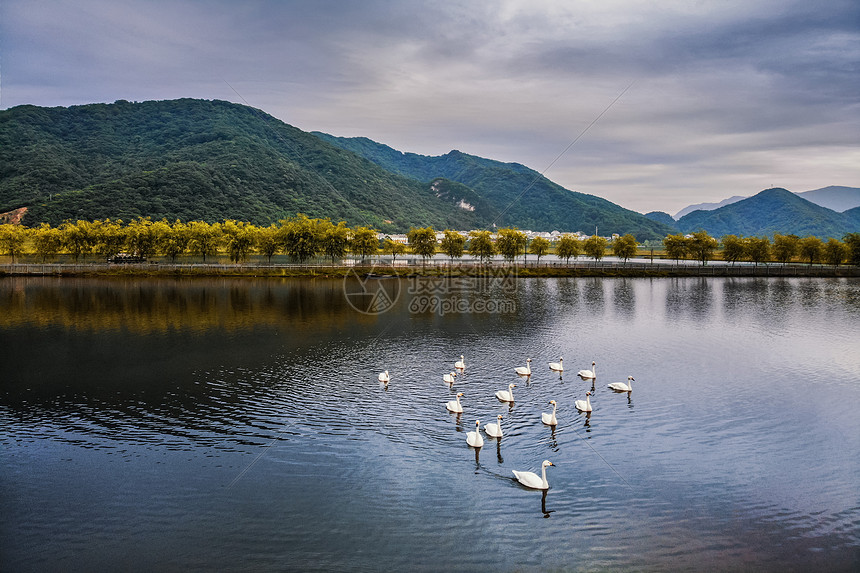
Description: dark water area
xmin=1 ymin=276 xmax=859 ymax=572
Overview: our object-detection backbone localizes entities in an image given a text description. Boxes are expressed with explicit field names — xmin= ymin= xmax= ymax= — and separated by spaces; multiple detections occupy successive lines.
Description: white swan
xmin=443 ymin=371 xmax=457 ymax=384
xmin=542 ymin=400 xmax=558 ymax=426
xmin=466 ymin=420 xmax=484 ymax=448
xmin=548 ymin=357 xmax=563 ymax=372
xmin=446 ymin=392 xmax=464 ymax=413
xmin=495 ymin=383 xmax=516 ymax=402
xmin=455 ymin=355 xmax=465 ymax=370
xmin=577 ymin=361 xmax=596 ymax=379
xmin=513 ymin=460 xmax=554 ymax=490
xmin=484 ymin=414 xmax=503 ymax=438
xmin=574 ymin=391 xmax=593 ymax=412
xmin=515 ymin=358 xmax=532 ymax=376
xmin=378 ymin=370 xmax=389 ymax=383
xmin=608 ymin=375 xmax=635 ymax=392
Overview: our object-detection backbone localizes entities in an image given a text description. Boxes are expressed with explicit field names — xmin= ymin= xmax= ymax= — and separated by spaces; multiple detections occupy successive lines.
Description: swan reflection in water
xmin=541 ymin=490 xmax=555 ymax=518
xmin=583 ymin=411 xmax=592 ymax=430
xmin=548 ymin=426 xmax=558 ymax=450
xmin=496 ymin=439 xmax=504 ymax=465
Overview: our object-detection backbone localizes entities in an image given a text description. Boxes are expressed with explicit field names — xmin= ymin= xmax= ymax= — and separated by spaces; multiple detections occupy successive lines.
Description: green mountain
xmin=0 ymin=99 xmax=491 ymax=231
xmin=644 ymin=211 xmax=677 ymax=227
xmin=12 ymin=99 xmax=848 ymax=241
xmin=313 ymin=133 xmax=675 ymax=240
xmin=676 ymin=188 xmax=859 ymax=238
xmin=843 ymin=206 xmax=860 ymax=227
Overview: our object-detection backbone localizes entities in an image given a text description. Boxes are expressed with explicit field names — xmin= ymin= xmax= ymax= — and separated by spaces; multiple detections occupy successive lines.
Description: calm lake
xmin=1 ymin=275 xmax=859 ymax=572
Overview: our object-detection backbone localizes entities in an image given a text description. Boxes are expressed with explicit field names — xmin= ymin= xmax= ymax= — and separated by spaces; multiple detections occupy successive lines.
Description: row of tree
xmin=401 ymin=227 xmax=636 ymax=264
xmin=1 ymin=217 xmax=859 ymax=266
xmin=0 ymin=217 xmax=634 ymax=264
xmin=663 ymin=231 xmax=860 ymax=266
xmin=0 ymin=216 xmax=375 ymax=263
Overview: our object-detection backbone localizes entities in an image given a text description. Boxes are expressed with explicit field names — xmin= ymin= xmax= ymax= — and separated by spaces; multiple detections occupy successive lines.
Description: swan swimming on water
xmin=378 ymin=370 xmax=390 ymax=383
xmin=443 ymin=371 xmax=457 ymax=384
xmin=495 ymin=383 xmax=516 ymax=402
xmin=515 ymin=358 xmax=532 ymax=376
xmin=446 ymin=392 xmax=464 ymax=413
xmin=455 ymin=355 xmax=465 ymax=370
xmin=577 ymin=361 xmax=596 ymax=379
xmin=608 ymin=376 xmax=635 ymax=392
xmin=513 ymin=460 xmax=554 ymax=490
xmin=484 ymin=414 xmax=503 ymax=438
xmin=542 ymin=400 xmax=558 ymax=426
xmin=466 ymin=420 xmax=484 ymax=448
xmin=548 ymin=357 xmax=563 ymax=372
xmin=575 ymin=391 xmax=593 ymax=412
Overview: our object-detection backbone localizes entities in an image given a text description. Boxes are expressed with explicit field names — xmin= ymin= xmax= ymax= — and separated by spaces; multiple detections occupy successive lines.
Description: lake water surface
xmin=1 ymin=275 xmax=859 ymax=572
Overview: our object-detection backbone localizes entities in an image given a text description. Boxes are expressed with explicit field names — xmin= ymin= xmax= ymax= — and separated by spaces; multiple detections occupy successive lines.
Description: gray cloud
xmin=2 ymin=0 xmax=858 ymax=215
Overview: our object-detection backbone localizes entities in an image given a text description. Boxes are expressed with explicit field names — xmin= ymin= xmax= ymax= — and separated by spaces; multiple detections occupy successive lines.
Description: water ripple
xmin=3 ymin=277 xmax=860 ymax=572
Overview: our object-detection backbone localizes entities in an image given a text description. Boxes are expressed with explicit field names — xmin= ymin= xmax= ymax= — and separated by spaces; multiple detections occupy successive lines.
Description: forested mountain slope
xmin=313 ymin=133 xmax=675 ymax=240
xmin=0 ymin=99 xmax=490 ymax=231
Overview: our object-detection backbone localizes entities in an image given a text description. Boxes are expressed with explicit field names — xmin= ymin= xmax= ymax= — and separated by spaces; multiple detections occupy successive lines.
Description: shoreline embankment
xmin=2 ymin=261 xmax=858 ymax=279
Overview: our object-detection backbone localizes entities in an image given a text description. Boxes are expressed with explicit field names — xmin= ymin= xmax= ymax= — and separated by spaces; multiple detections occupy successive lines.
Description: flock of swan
xmin=378 ymin=355 xmax=637 ymax=491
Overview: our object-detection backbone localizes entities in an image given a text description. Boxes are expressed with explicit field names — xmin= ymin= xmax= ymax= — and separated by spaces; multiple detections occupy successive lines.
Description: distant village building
xmin=380 ymin=229 xmax=611 ymax=244
xmin=378 ymin=233 xmax=409 ymax=244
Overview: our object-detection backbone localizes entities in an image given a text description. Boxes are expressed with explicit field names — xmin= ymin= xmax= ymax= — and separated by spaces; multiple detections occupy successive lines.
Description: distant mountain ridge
xmin=674 ymin=196 xmax=746 ymax=219
xmin=673 ymin=186 xmax=860 ymax=220
xmin=796 ymin=186 xmax=860 ymax=212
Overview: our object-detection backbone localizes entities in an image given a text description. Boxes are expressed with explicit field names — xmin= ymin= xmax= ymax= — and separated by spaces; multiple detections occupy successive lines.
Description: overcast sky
xmin=2 ymin=0 xmax=858 ymax=216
